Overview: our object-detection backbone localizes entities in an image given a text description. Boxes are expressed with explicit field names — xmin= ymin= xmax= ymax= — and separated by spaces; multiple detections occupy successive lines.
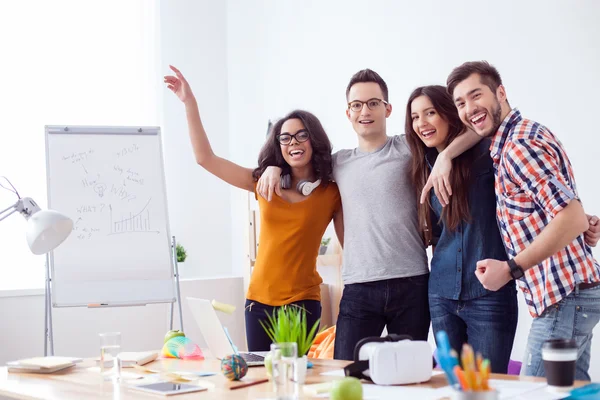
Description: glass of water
xmin=99 ymin=332 xmax=121 ymax=381
xmin=270 ymin=342 xmax=298 ymax=400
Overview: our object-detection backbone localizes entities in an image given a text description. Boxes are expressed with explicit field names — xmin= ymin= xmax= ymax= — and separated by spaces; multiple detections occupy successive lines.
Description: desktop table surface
xmin=0 ymin=354 xmax=587 ymax=399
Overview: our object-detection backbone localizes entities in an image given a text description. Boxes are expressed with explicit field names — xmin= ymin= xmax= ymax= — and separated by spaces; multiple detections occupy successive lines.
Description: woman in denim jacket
xmin=405 ymin=85 xmax=517 ymax=373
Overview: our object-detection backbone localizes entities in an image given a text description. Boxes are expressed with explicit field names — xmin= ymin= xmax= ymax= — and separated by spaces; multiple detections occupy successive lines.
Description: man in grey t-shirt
xmin=333 ymin=135 xmax=428 ymax=285
xmin=328 ymin=70 xmax=431 ymax=360
xmin=258 ymin=69 xmax=474 ymax=360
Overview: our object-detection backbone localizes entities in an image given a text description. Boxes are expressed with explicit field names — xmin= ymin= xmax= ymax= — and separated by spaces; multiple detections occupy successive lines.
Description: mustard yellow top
xmin=247 ymin=182 xmax=341 ymax=306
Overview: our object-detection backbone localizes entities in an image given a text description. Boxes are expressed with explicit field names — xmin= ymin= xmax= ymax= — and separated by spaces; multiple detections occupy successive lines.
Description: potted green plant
xmin=319 ymin=237 xmax=331 ymax=255
xmin=260 ymin=306 xmax=323 ymax=383
xmin=176 ymin=243 xmax=187 ymax=264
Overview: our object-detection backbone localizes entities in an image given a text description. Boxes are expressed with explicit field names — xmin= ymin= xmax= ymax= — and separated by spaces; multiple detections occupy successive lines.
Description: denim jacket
xmin=428 ymin=139 xmax=514 ymax=300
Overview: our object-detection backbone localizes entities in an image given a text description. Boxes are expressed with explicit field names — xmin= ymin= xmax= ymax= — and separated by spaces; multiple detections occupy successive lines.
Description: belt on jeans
xmin=578 ymin=281 xmax=600 ymax=290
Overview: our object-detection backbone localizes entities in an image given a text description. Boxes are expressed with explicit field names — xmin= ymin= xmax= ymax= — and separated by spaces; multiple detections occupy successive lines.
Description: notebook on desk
xmin=95 ymin=351 xmax=158 ymax=368
xmin=7 ymin=356 xmax=82 ymax=374
xmin=187 ymin=297 xmax=266 ymax=366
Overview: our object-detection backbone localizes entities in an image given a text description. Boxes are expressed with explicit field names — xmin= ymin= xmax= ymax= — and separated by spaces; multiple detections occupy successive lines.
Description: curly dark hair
xmin=252 ymin=110 xmax=333 ymax=185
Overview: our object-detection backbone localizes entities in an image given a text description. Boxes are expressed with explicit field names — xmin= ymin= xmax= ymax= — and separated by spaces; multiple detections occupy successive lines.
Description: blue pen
xmin=436 ymin=330 xmax=459 ymax=387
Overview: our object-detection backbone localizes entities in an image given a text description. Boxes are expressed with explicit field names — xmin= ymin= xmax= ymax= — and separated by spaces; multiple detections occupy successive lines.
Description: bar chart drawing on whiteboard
xmin=109 ymin=198 xmax=159 ymax=235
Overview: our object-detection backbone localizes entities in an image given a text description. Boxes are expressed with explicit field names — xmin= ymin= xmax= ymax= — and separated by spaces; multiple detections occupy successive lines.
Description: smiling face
xmin=278 ymin=118 xmax=313 ymax=168
xmin=452 ymin=73 xmax=505 ymax=137
xmin=410 ymin=95 xmax=450 ymax=152
xmin=346 ymin=82 xmax=392 ymax=139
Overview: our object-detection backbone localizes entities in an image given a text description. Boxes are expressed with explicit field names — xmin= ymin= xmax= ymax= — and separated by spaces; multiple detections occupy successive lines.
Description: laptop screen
xmin=186 ymin=297 xmax=236 ymax=359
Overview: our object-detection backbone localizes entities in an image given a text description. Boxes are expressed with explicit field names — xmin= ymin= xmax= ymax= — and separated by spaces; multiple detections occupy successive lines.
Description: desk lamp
xmin=0 ymin=177 xmax=73 ymax=254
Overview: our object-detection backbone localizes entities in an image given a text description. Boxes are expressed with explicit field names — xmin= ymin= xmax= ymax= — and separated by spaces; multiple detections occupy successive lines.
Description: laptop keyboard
xmin=241 ymin=353 xmax=265 ymax=362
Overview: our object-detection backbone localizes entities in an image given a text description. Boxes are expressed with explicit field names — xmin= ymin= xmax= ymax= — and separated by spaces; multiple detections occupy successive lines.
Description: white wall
xmin=225 ymin=0 xmax=600 ymax=378
xmin=0 ymin=0 xmax=160 ymax=291
xmin=159 ymin=0 xmax=233 ymax=278
xmin=0 ymin=277 xmax=246 ymax=365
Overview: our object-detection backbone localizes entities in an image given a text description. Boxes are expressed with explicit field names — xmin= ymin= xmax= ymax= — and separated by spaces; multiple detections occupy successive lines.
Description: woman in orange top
xmin=164 ymin=66 xmax=343 ymax=351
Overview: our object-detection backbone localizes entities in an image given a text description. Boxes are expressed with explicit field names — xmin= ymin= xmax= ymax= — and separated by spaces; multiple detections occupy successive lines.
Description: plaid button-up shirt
xmin=490 ymin=108 xmax=600 ymax=317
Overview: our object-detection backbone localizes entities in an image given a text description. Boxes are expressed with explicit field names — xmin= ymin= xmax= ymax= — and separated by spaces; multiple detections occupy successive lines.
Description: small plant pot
xmin=293 ymin=355 xmax=308 ymax=384
xmin=319 ymin=246 xmax=328 ymax=255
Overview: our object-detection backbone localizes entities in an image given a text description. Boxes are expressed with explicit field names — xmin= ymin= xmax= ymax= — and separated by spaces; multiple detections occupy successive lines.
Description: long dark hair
xmin=252 ymin=110 xmax=333 ymax=185
xmin=404 ymin=85 xmax=473 ymax=245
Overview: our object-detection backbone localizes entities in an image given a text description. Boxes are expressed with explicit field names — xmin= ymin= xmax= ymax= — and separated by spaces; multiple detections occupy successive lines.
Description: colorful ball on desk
xmin=221 ymin=354 xmax=248 ymax=381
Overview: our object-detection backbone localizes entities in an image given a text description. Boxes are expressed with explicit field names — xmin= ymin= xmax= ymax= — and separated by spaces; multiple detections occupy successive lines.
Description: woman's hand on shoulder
xmin=257 ymin=166 xmax=283 ymax=201
xmin=420 ymin=151 xmax=452 ymax=206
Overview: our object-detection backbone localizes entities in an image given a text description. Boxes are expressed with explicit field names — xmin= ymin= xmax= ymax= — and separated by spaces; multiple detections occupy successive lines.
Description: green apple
xmin=330 ymin=377 xmax=363 ymax=400
xmin=164 ymin=330 xmax=185 ymax=344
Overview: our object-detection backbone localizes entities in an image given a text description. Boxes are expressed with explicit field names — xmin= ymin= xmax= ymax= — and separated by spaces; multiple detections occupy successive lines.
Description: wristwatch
xmin=507 ymin=259 xmax=525 ymax=280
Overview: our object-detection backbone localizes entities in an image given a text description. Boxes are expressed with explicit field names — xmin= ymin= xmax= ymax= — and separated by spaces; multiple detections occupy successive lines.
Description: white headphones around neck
xmin=281 ymin=174 xmax=321 ymax=196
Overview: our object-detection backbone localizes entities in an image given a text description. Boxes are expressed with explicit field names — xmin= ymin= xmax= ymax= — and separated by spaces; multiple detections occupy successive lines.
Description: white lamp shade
xmin=26 ymin=210 xmax=74 ymax=255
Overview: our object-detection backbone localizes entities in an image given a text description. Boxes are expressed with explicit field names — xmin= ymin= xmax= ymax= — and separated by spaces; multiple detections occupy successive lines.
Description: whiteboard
xmin=45 ymin=126 xmax=175 ymax=307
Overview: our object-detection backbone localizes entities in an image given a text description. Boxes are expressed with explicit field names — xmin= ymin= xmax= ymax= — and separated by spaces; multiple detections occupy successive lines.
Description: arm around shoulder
xmin=442 ymin=128 xmax=482 ymax=160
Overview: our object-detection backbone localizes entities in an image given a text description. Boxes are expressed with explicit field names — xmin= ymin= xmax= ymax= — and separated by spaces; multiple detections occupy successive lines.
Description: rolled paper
xmin=212 ymin=299 xmax=236 ymax=315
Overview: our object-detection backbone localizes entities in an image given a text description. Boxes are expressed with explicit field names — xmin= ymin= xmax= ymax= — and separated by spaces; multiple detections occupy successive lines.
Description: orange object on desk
xmin=308 ymin=326 xmax=336 ymax=359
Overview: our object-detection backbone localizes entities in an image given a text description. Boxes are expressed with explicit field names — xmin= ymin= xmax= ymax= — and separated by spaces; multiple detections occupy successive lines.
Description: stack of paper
xmin=7 ymin=356 xmax=82 ymax=374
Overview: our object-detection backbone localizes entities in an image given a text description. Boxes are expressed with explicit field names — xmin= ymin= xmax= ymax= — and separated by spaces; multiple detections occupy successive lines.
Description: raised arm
xmin=164 ymin=65 xmax=255 ymax=192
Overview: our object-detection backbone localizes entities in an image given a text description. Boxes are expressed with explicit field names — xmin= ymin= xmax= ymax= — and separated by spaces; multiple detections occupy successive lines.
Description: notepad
xmin=7 ymin=356 xmax=82 ymax=374
xmin=96 ymin=351 xmax=158 ymax=368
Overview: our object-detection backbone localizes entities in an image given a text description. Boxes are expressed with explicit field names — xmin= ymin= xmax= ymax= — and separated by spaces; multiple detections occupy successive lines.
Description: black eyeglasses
xmin=347 ymin=98 xmax=389 ymax=112
xmin=276 ymin=130 xmax=310 ymax=145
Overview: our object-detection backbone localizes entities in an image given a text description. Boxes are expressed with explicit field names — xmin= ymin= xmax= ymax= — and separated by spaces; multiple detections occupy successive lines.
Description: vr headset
xmin=344 ymin=334 xmax=434 ymax=385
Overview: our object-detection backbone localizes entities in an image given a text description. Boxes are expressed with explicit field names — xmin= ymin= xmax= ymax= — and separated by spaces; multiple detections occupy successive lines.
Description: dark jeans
xmin=429 ymin=285 xmax=518 ymax=374
xmin=244 ymin=299 xmax=322 ymax=352
xmin=334 ymin=274 xmax=431 ymax=361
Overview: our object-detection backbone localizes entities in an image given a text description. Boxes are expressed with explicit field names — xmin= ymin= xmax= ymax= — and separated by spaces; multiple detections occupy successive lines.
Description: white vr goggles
xmin=344 ymin=334 xmax=434 ymax=385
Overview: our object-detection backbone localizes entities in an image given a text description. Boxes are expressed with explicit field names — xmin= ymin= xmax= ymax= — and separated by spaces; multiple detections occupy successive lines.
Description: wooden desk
xmin=0 ymin=356 xmax=587 ymax=399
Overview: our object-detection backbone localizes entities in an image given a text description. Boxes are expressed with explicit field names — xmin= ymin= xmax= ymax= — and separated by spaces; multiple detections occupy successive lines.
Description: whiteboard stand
xmin=170 ymin=235 xmax=184 ymax=333
xmin=43 ymin=124 xmax=186 ymax=354
xmin=43 ymin=241 xmax=184 ymax=356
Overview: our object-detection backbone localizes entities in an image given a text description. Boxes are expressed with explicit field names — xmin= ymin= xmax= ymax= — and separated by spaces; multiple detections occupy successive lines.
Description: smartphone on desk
xmin=129 ymin=382 xmax=207 ymax=396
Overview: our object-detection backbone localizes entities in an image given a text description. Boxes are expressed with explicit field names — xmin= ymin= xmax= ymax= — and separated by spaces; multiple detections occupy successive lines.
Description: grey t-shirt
xmin=333 ymin=135 xmax=428 ymax=284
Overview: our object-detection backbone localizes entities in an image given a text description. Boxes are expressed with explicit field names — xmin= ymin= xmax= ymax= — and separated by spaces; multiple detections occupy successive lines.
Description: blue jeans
xmin=521 ymin=284 xmax=600 ymax=380
xmin=244 ymin=299 xmax=321 ymax=352
xmin=334 ymin=274 xmax=430 ymax=361
xmin=429 ymin=285 xmax=518 ymax=374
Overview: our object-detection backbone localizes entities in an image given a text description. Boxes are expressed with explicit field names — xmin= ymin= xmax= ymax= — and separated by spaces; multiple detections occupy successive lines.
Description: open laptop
xmin=187 ymin=297 xmax=266 ymax=366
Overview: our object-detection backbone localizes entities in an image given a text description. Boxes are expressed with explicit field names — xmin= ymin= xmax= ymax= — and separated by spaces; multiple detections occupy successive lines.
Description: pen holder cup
xmin=452 ymin=390 xmax=499 ymax=400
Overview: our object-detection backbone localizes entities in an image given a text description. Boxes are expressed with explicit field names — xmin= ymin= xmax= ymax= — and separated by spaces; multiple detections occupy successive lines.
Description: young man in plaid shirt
xmin=447 ymin=61 xmax=600 ymax=379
